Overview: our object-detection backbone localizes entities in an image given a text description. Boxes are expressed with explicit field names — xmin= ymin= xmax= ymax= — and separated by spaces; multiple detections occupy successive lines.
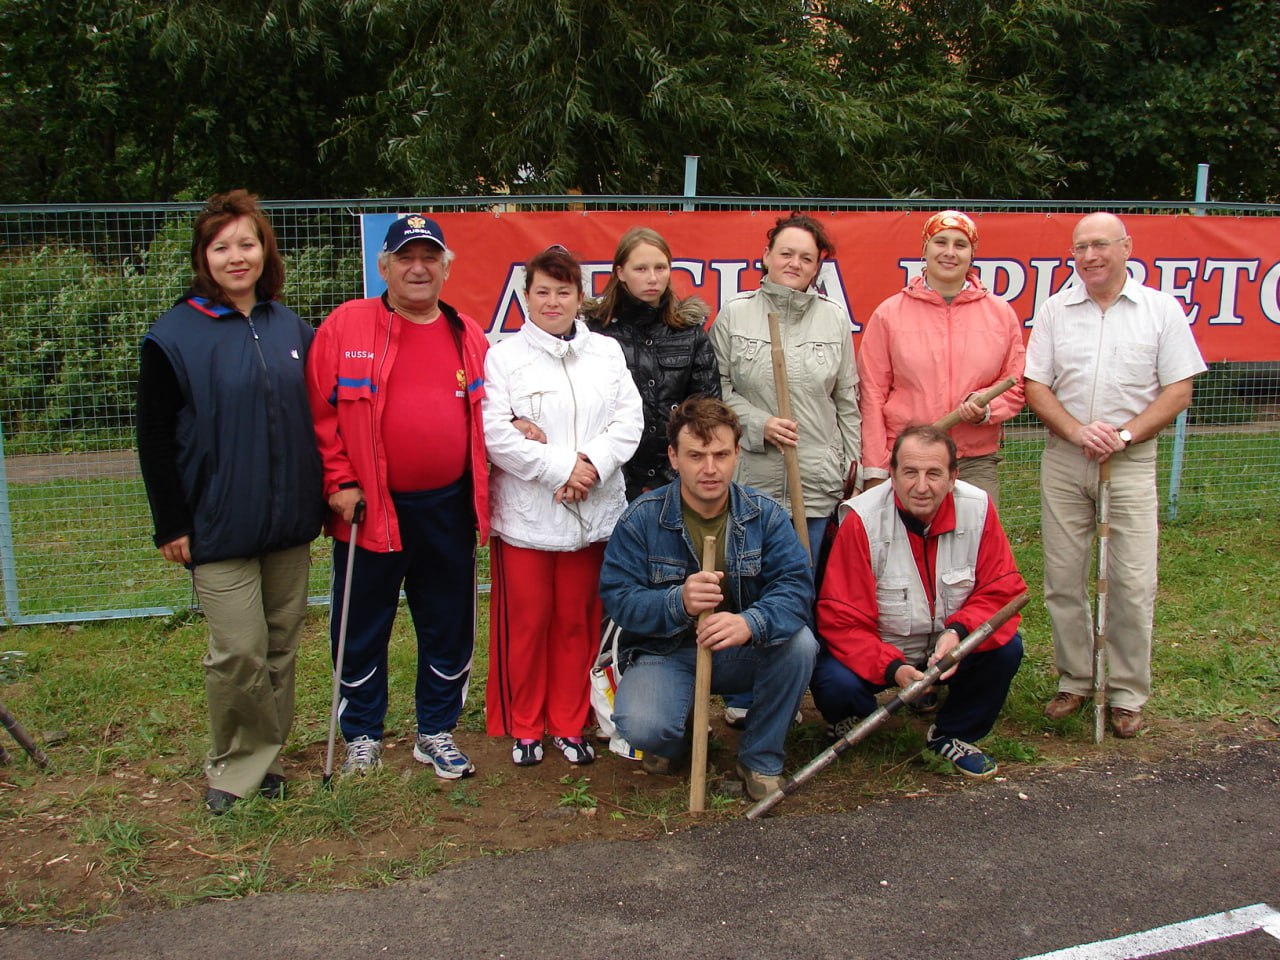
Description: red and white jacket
xmin=306 ymin=296 xmax=490 ymax=551
xmin=817 ymin=480 xmax=1025 ymax=686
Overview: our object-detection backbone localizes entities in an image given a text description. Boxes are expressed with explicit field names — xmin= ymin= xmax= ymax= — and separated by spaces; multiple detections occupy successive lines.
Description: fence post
xmin=1168 ymin=163 xmax=1210 ymax=520
xmin=0 ymin=420 xmax=22 ymax=623
xmin=682 ymin=156 xmax=700 ymax=212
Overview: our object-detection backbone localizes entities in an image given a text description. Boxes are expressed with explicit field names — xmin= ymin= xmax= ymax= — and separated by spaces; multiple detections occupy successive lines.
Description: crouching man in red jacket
xmin=814 ymin=424 xmax=1025 ymax=779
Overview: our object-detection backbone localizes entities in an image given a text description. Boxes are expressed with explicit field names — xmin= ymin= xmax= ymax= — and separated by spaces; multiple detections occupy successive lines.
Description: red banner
xmin=363 ymin=211 xmax=1280 ymax=362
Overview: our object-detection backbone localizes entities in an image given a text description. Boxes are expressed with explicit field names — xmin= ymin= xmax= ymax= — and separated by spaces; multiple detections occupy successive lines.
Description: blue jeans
xmin=810 ymin=632 xmax=1024 ymax=744
xmin=722 ymin=516 xmax=825 ymax=713
xmin=613 ymin=626 xmax=818 ymax=775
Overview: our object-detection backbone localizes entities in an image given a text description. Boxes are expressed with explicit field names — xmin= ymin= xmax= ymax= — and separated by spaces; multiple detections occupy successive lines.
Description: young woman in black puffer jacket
xmin=584 ymin=227 xmax=720 ymax=501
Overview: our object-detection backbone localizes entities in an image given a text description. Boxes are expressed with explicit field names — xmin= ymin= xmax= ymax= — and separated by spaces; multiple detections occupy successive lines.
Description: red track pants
xmin=485 ymin=538 xmax=604 ymax=740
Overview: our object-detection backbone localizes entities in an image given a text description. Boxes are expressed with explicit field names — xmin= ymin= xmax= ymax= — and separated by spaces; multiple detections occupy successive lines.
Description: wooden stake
xmin=932 ymin=377 xmax=1018 ymax=431
xmin=767 ymin=312 xmax=810 ymax=552
xmin=689 ymin=535 xmax=717 ymax=813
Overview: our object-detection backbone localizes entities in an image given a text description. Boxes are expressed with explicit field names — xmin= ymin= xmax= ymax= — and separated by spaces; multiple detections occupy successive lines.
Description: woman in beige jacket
xmin=709 ymin=213 xmax=861 ymax=558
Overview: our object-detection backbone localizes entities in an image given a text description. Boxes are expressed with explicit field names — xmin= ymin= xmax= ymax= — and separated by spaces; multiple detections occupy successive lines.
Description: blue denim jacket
xmin=600 ymin=479 xmax=815 ymax=662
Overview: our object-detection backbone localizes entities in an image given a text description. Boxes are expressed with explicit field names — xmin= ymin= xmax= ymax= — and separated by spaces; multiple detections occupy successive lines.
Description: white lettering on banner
xmin=975 ymin=259 xmax=1027 ymax=300
xmin=1026 ymin=259 xmax=1071 ymax=327
xmin=706 ymin=261 xmax=857 ymax=329
xmin=488 ymin=261 xmax=706 ymax=337
xmin=475 ymin=248 xmax=1280 ymax=344
xmin=1155 ymin=259 xmax=1200 ymax=323
xmin=672 ymin=259 xmax=705 ymax=286
xmin=1202 ymin=259 xmax=1259 ymax=325
xmin=814 ymin=262 xmax=857 ymax=330
xmin=490 ymin=265 xmax=526 ymax=335
xmin=898 ymin=257 xmax=1075 ymax=328
xmin=581 ymin=262 xmax=612 ymax=295
xmin=1261 ymin=261 xmax=1280 ymax=325
xmin=708 ymin=260 xmax=752 ymax=302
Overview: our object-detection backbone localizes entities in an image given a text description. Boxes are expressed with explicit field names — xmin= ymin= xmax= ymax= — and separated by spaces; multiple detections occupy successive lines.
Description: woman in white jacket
xmin=482 ymin=245 xmax=643 ymax=767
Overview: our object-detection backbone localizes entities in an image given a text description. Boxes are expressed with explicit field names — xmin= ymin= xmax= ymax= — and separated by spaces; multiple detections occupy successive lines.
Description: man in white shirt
xmin=1024 ymin=212 xmax=1206 ymax=738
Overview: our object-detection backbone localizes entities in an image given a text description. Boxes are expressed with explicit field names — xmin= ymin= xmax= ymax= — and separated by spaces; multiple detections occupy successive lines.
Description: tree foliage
xmin=1048 ymin=0 xmax=1280 ymax=201
xmin=0 ymin=0 xmax=1275 ymax=202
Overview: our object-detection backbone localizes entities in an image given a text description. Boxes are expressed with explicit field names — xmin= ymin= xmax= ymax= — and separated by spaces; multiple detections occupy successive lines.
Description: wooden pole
xmin=767 ymin=312 xmax=810 ymax=553
xmin=1093 ymin=460 xmax=1112 ymax=744
xmin=746 ymin=593 xmax=1028 ymax=819
xmin=932 ymin=377 xmax=1018 ymax=432
xmin=0 ymin=698 xmax=50 ymax=769
xmin=689 ymin=535 xmax=717 ymax=813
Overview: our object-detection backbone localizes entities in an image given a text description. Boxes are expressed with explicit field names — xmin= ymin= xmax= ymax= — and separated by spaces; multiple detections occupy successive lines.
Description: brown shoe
xmin=641 ymin=752 xmax=676 ymax=776
xmin=1044 ymin=691 xmax=1088 ymax=720
xmin=1109 ymin=707 xmax=1144 ymax=738
xmin=736 ymin=762 xmax=785 ymax=802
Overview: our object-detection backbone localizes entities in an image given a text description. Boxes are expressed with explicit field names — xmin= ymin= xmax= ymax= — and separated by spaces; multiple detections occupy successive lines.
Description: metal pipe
xmin=746 ymin=593 xmax=1028 ymax=819
xmin=682 ymin=156 xmax=700 ymax=212
xmin=1092 ymin=461 xmax=1111 ymax=744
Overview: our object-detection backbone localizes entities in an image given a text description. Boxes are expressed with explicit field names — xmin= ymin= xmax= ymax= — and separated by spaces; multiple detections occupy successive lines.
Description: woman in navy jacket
xmin=136 ymin=190 xmax=324 ymax=815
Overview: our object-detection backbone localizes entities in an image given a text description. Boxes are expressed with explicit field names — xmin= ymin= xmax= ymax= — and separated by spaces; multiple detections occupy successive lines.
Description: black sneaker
xmin=909 ymin=690 xmax=940 ymax=715
xmin=512 ymin=738 xmax=543 ymax=766
xmin=259 ymin=773 xmax=287 ymax=799
xmin=825 ymin=715 xmax=862 ymax=742
xmin=552 ymin=736 xmax=595 ymax=765
xmin=204 ymin=787 xmax=240 ymax=815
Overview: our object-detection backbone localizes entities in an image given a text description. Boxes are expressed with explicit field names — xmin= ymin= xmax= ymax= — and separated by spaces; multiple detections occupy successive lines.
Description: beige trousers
xmin=192 ymin=544 xmax=311 ymax=797
xmin=1039 ymin=436 xmax=1159 ymax=711
xmin=958 ymin=454 xmax=1001 ymax=512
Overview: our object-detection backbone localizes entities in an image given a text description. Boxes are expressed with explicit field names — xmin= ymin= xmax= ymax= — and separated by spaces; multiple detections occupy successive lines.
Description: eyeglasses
xmin=1070 ymin=237 xmax=1128 ymax=256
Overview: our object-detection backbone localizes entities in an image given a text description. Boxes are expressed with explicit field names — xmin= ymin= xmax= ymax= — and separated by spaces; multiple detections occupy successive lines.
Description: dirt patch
xmin=3 ymin=451 xmax=141 ymax=484
xmin=4 ymin=707 xmax=1273 ymax=931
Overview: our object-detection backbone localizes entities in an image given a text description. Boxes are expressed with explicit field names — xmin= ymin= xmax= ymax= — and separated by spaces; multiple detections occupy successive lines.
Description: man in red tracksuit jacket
xmin=814 ymin=424 xmax=1025 ymax=779
xmin=307 ymin=214 xmax=490 ymax=780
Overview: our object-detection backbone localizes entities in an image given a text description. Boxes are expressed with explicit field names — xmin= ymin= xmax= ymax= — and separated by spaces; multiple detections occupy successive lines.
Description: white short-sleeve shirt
xmin=1024 ymin=276 xmax=1206 ymax=426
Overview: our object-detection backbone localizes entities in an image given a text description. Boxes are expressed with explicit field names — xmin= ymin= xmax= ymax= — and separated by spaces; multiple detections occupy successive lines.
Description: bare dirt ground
xmin=4 ymin=701 xmax=1272 ymax=930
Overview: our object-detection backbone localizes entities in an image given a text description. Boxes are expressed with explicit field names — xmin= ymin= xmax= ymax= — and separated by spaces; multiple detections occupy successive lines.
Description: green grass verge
xmin=0 ymin=491 xmax=1277 ymax=930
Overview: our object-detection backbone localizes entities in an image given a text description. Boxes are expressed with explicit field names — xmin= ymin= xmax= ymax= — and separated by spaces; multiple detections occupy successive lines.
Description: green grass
xmin=1 ymin=430 xmax=1272 ymax=622
xmin=1 ymin=498 xmax=1277 ymax=930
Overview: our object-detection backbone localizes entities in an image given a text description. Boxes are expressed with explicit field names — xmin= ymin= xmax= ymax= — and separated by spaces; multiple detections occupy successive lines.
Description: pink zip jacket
xmin=858 ymin=274 xmax=1025 ymax=479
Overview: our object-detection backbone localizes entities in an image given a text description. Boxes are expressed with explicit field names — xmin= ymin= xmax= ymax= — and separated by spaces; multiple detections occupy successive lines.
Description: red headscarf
xmin=921 ymin=210 xmax=978 ymax=246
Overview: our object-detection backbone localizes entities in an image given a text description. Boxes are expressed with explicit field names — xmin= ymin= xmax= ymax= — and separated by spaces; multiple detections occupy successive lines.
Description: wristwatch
xmin=1119 ymin=429 xmax=1134 ymax=448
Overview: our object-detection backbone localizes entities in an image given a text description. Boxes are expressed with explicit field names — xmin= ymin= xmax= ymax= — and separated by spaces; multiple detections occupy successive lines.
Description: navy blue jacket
xmin=140 ymin=296 xmax=324 ymax=565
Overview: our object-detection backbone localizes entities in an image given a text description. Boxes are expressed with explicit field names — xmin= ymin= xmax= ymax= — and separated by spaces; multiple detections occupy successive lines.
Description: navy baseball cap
xmin=382 ymin=214 xmax=446 ymax=253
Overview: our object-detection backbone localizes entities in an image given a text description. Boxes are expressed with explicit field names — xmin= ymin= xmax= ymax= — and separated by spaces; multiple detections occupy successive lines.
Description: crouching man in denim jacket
xmin=600 ymin=396 xmax=817 ymax=801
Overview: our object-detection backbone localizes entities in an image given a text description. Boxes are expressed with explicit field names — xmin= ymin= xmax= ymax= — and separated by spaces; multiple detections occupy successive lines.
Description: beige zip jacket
xmin=709 ymin=279 xmax=861 ymax=518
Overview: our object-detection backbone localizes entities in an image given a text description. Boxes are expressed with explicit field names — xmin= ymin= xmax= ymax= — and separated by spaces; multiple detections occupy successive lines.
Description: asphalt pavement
xmin=2 ymin=738 xmax=1277 ymax=960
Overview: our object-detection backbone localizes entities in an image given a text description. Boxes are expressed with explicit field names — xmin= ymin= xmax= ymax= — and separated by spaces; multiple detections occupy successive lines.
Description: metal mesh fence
xmin=1 ymin=198 xmax=1276 ymax=624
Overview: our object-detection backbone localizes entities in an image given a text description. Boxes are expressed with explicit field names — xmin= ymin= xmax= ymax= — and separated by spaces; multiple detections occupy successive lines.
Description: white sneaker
xmin=341 ymin=736 xmax=383 ymax=774
xmin=413 ymin=731 xmax=475 ymax=780
xmin=725 ymin=706 xmax=804 ymax=729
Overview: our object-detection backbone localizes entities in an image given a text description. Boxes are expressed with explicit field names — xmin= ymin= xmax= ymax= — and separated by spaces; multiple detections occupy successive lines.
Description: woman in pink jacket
xmin=857 ymin=210 xmax=1025 ymax=508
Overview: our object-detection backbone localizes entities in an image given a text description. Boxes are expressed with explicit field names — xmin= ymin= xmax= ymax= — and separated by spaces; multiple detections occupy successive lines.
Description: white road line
xmin=1019 ymin=903 xmax=1280 ymax=959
